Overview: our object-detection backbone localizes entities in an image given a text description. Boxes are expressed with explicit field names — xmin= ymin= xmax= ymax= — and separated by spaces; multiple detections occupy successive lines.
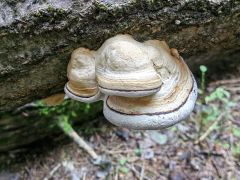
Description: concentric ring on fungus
xmin=64 ymin=34 xmax=197 ymax=130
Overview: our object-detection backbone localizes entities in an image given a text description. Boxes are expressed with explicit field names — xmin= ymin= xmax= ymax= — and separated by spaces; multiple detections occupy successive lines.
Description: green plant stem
xmin=201 ymin=71 xmax=206 ymax=103
xmin=198 ymin=113 xmax=203 ymax=138
xmin=198 ymin=67 xmax=207 ymax=137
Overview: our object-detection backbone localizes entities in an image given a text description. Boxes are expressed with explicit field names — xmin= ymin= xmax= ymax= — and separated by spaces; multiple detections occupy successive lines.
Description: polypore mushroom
xmin=95 ymin=34 xmax=162 ymax=97
xmin=64 ymin=34 xmax=197 ymax=130
xmin=64 ymin=48 xmax=102 ymax=102
xmin=103 ymin=39 xmax=197 ymax=129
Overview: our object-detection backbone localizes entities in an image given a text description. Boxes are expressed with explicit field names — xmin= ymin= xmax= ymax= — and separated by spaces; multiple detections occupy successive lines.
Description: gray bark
xmin=0 ymin=0 xmax=240 ymax=111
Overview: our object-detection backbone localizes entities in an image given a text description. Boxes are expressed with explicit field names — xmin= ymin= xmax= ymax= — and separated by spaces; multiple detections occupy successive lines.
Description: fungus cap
xmin=64 ymin=48 xmax=101 ymax=103
xmin=96 ymin=34 xmax=162 ymax=97
xmin=103 ymin=42 xmax=197 ymax=129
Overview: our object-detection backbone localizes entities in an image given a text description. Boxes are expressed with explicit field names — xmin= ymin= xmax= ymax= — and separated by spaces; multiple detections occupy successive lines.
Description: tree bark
xmin=0 ymin=0 xmax=240 ymax=111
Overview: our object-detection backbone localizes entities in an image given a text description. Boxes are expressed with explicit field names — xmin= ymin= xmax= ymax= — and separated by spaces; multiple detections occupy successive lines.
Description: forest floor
xmin=0 ymin=77 xmax=240 ymax=180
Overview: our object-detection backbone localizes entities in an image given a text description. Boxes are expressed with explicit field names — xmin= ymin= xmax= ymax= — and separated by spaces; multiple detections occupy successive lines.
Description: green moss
xmin=47 ymin=6 xmax=55 ymax=13
xmin=95 ymin=1 xmax=110 ymax=11
xmin=39 ymin=99 xmax=103 ymax=121
xmin=32 ymin=6 xmax=67 ymax=21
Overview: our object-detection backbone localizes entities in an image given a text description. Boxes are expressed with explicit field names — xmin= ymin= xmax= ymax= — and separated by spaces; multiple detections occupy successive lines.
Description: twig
xmin=126 ymin=164 xmax=151 ymax=180
xmin=68 ymin=130 xmax=98 ymax=159
xmin=181 ymin=168 xmax=192 ymax=180
xmin=210 ymin=78 xmax=240 ymax=86
xmin=140 ymin=161 xmax=145 ymax=180
xmin=195 ymin=113 xmax=224 ymax=144
xmin=105 ymin=149 xmax=135 ymax=154
xmin=229 ymin=115 xmax=240 ymax=126
xmin=114 ymin=166 xmax=119 ymax=180
xmin=224 ymin=87 xmax=240 ymax=92
xmin=43 ymin=163 xmax=61 ymax=180
xmin=129 ymin=164 xmax=141 ymax=179
xmin=14 ymin=102 xmax=38 ymax=113
xmin=211 ymin=159 xmax=222 ymax=178
xmin=198 ymin=150 xmax=223 ymax=156
xmin=134 ymin=163 xmax=159 ymax=177
xmin=82 ymin=171 xmax=86 ymax=180
xmin=57 ymin=120 xmax=99 ymax=160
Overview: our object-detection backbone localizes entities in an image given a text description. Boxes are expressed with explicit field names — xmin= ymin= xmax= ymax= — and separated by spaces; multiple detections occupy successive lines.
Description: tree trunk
xmin=0 ymin=0 xmax=240 ymax=111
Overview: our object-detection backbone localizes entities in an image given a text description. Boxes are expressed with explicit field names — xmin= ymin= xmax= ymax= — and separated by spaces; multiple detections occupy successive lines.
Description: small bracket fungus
xmin=64 ymin=34 xmax=197 ymax=130
xmin=64 ymin=48 xmax=102 ymax=103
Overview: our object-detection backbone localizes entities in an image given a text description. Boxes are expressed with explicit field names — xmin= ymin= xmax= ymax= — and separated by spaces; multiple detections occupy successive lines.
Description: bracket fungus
xmin=64 ymin=34 xmax=197 ymax=130
xmin=64 ymin=48 xmax=102 ymax=103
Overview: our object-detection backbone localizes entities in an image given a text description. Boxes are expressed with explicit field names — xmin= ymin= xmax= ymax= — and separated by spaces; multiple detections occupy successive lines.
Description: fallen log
xmin=0 ymin=0 xmax=240 ymax=111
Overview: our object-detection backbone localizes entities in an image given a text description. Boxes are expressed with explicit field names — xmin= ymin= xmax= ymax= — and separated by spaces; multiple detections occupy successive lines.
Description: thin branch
xmin=210 ymin=78 xmax=240 ymax=86
xmin=57 ymin=119 xmax=99 ymax=160
xmin=140 ymin=161 xmax=145 ymax=180
xmin=195 ymin=113 xmax=224 ymax=144
xmin=68 ymin=130 xmax=99 ymax=159
xmin=43 ymin=163 xmax=61 ymax=180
